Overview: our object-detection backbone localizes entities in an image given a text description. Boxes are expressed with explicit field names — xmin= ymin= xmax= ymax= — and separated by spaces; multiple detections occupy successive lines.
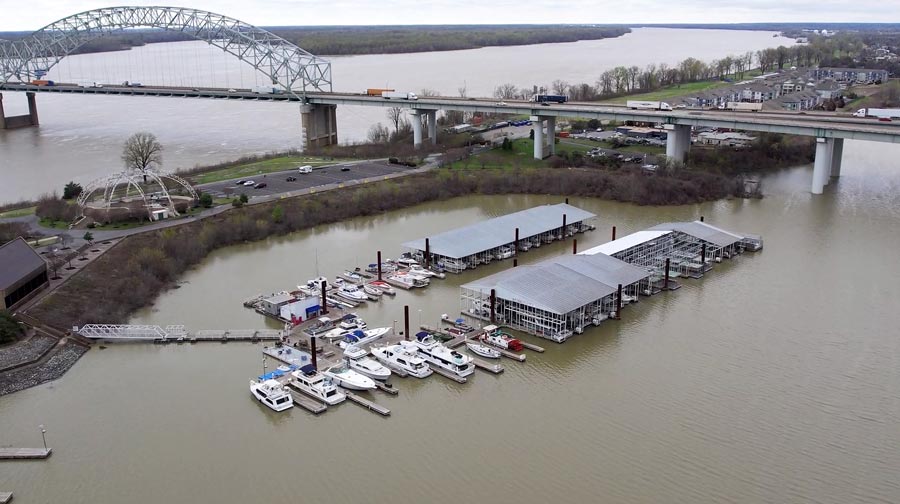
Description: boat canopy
xmin=299 ymin=364 xmax=317 ymax=376
xmin=416 ymin=331 xmax=430 ymax=341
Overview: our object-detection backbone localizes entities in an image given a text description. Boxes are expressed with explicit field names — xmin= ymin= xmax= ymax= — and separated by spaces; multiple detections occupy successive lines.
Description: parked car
xmin=286 ymin=176 xmax=297 ymax=182
xmin=254 ymin=182 xmax=267 ymax=189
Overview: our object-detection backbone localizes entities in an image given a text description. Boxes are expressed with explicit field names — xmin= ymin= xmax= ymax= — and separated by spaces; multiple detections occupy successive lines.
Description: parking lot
xmin=198 ymin=161 xmax=414 ymax=199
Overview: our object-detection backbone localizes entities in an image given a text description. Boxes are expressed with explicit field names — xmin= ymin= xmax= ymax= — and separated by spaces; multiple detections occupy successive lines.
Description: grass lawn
xmin=188 ymin=156 xmax=351 ymax=185
xmin=447 ymin=137 xmax=662 ymax=170
xmin=601 ymin=69 xmax=763 ymax=105
xmin=0 ymin=206 xmax=36 ymax=219
xmin=38 ymin=218 xmax=72 ymax=230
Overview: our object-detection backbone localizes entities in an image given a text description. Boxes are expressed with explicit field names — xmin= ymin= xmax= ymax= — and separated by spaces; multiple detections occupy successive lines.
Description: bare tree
xmin=367 ymin=123 xmax=391 ymax=144
xmin=122 ymin=132 xmax=163 ymax=183
xmin=419 ymin=88 xmax=439 ymax=97
xmin=457 ymin=84 xmax=467 ymax=98
xmin=551 ymin=79 xmax=569 ymax=96
xmin=58 ymin=232 xmax=73 ymax=250
xmin=493 ymin=83 xmax=518 ymax=100
xmin=387 ymin=107 xmax=404 ymax=135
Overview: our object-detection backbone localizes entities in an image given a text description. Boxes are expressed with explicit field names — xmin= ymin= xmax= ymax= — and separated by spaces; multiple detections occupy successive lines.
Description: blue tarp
xmin=258 ymin=369 xmax=285 ymax=380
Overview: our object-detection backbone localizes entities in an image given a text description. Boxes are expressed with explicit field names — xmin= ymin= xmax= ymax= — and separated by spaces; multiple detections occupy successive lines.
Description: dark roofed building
xmin=0 ymin=237 xmax=49 ymax=310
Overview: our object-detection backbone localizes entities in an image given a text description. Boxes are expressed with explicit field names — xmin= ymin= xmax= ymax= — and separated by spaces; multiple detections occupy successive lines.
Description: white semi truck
xmin=853 ymin=108 xmax=900 ymax=119
xmin=381 ymin=91 xmax=418 ymax=100
xmin=723 ymin=102 xmax=763 ymax=112
xmin=626 ymin=100 xmax=673 ymax=111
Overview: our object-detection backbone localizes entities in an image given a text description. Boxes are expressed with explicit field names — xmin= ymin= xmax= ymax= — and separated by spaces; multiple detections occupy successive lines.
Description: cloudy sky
xmin=0 ymin=0 xmax=896 ymax=31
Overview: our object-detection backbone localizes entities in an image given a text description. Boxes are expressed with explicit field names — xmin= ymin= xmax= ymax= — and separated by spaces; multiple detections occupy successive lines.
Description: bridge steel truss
xmin=0 ymin=6 xmax=332 ymax=96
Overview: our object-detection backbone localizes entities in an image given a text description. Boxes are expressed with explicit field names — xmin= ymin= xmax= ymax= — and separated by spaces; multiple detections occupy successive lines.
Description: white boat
xmin=290 ymin=365 xmax=346 ymax=405
xmin=480 ymin=325 xmax=524 ymax=351
xmin=397 ymin=253 xmax=419 ymax=267
xmin=465 ymin=341 xmax=501 ymax=359
xmin=336 ymin=284 xmax=368 ymax=302
xmin=407 ymin=264 xmax=446 ymax=279
xmin=363 ymin=284 xmax=383 ymax=297
xmin=323 ymin=363 xmax=376 ymax=391
xmin=438 ymin=258 xmax=467 ymax=272
xmin=338 ymin=270 xmax=366 ymax=283
xmin=250 ymin=378 xmax=294 ymax=412
xmin=371 ymin=344 xmax=433 ymax=379
xmin=338 ymin=313 xmax=367 ymax=331
xmin=494 ymin=245 xmax=515 ymax=260
xmin=387 ymin=273 xmax=429 ymax=289
xmin=344 ymin=346 xmax=392 ymax=381
xmin=367 ymin=280 xmax=396 ymax=296
xmin=407 ymin=332 xmax=474 ymax=378
xmin=337 ymin=327 xmax=390 ymax=349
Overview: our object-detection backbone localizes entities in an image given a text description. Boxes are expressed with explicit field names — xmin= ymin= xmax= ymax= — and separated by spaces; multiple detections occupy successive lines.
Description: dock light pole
xmin=39 ymin=424 xmax=47 ymax=450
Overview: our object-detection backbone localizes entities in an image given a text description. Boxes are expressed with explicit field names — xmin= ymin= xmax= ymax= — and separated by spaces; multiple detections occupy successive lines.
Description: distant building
xmin=810 ymin=67 xmax=888 ymax=84
xmin=696 ymin=131 xmax=757 ymax=147
xmin=0 ymin=237 xmax=49 ymax=310
xmin=813 ymin=80 xmax=843 ymax=100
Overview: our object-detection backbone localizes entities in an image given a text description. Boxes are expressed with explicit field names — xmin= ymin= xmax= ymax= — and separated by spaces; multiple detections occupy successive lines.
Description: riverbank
xmin=25 ymin=166 xmax=749 ymax=331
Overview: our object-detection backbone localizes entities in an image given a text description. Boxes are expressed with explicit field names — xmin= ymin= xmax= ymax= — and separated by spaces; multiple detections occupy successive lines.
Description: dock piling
xmin=573 ymin=239 xmax=577 ymax=255
xmin=513 ymin=258 xmax=518 ymax=268
xmin=514 ymin=227 xmax=519 ymax=256
xmin=320 ymin=281 xmax=328 ymax=315
xmin=404 ymin=305 xmax=410 ymax=341
xmin=700 ymin=215 xmax=704 ymax=222
xmin=701 ymin=243 xmax=707 ymax=266
xmin=616 ymin=283 xmax=623 ymax=320
xmin=490 ymin=289 xmax=496 ymax=324
xmin=664 ymin=258 xmax=670 ymax=290
xmin=562 ymin=213 xmax=567 ymax=236
xmin=612 ymin=225 xmax=617 ymax=241
xmin=311 ymin=336 xmax=318 ymax=370
xmin=377 ymin=251 xmax=383 ymax=281
xmin=425 ymin=238 xmax=430 ymax=268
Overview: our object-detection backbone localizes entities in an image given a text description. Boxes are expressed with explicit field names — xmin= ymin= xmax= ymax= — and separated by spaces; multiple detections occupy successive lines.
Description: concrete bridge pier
xmin=410 ymin=109 xmax=438 ymax=148
xmin=812 ymin=137 xmax=835 ymax=194
xmin=299 ymin=103 xmax=337 ymax=150
xmin=830 ymin=138 xmax=844 ymax=180
xmin=0 ymin=92 xmax=40 ymax=129
xmin=426 ymin=110 xmax=437 ymax=145
xmin=530 ymin=115 xmax=556 ymax=159
xmin=664 ymin=124 xmax=691 ymax=164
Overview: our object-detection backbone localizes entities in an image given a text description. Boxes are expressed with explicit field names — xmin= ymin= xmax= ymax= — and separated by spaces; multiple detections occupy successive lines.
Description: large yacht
xmin=249 ymin=378 xmax=294 ymax=412
xmin=344 ymin=346 xmax=392 ymax=381
xmin=337 ymin=327 xmax=390 ymax=349
xmin=370 ymin=344 xmax=433 ymax=379
xmin=290 ymin=365 xmax=346 ymax=405
xmin=323 ymin=364 xmax=377 ymax=391
xmin=406 ymin=332 xmax=474 ymax=378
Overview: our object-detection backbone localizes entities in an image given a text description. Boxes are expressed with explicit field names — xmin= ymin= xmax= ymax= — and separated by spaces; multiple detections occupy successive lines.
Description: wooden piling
xmin=310 ymin=336 xmax=317 ymax=370
xmin=514 ymin=227 xmax=519 ymax=256
xmin=573 ymin=239 xmax=577 ymax=254
xmin=425 ymin=238 xmax=430 ymax=268
xmin=377 ymin=251 xmax=383 ymax=281
xmin=664 ymin=258 xmax=670 ymax=290
xmin=513 ymin=258 xmax=518 ymax=267
xmin=404 ymin=305 xmax=410 ymax=341
xmin=562 ymin=213 xmax=567 ymax=236
xmin=320 ymin=281 xmax=328 ymax=315
xmin=612 ymin=225 xmax=617 ymax=240
xmin=700 ymin=215 xmax=704 ymax=222
xmin=616 ymin=284 xmax=623 ymax=320
xmin=490 ymin=289 xmax=496 ymax=324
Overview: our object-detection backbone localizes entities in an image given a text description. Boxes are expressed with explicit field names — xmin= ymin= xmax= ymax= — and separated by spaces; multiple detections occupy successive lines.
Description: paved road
xmin=199 ymin=160 xmax=411 ymax=199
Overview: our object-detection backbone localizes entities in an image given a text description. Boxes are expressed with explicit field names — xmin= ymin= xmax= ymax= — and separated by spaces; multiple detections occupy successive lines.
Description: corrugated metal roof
xmin=462 ymin=253 xmax=650 ymax=315
xmin=402 ymin=204 xmax=595 ymax=259
xmin=0 ymin=237 xmax=46 ymax=292
xmin=648 ymin=221 xmax=743 ymax=247
xmin=578 ymin=230 xmax=671 ymax=256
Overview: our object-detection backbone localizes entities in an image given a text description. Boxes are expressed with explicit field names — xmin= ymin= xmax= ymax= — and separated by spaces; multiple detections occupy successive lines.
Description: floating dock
xmin=0 ymin=492 xmax=12 ymax=503
xmin=287 ymin=386 xmax=327 ymax=414
xmin=375 ymin=381 xmax=399 ymax=395
xmin=471 ymin=358 xmax=504 ymax=374
xmin=519 ymin=341 xmax=545 ymax=353
xmin=339 ymin=389 xmax=391 ymax=416
xmin=0 ymin=448 xmax=51 ymax=460
xmin=429 ymin=366 xmax=468 ymax=384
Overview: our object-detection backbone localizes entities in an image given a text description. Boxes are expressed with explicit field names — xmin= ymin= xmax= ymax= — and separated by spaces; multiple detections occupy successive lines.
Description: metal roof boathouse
xmin=461 ymin=220 xmax=762 ymax=343
xmin=402 ymin=203 xmax=596 ymax=273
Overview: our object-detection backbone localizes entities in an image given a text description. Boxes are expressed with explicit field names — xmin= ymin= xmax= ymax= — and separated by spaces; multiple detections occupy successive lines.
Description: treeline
xmin=27 ymin=166 xmax=739 ymax=329
xmin=494 ymin=34 xmax=868 ymax=101
xmin=688 ymin=134 xmax=815 ymax=174
xmin=1 ymin=25 xmax=629 ymax=57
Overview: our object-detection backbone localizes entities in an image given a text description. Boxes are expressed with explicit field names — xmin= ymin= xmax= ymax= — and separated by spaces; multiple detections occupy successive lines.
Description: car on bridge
xmin=286 ymin=176 xmax=297 ymax=182
xmin=254 ymin=182 xmax=267 ymax=189
xmin=242 ymin=180 xmax=255 ymax=186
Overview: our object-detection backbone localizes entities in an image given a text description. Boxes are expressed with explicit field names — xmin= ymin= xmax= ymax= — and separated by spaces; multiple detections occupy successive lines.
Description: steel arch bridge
xmin=0 ymin=6 xmax=331 ymax=96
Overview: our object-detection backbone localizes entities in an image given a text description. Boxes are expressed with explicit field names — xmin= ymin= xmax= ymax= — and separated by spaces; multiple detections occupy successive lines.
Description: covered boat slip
xmin=580 ymin=220 xmax=760 ymax=281
xmin=460 ymin=253 xmax=650 ymax=342
xmin=402 ymin=203 xmax=596 ymax=273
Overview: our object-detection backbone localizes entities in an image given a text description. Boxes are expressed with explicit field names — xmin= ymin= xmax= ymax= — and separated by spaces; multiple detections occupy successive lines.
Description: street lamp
xmin=38 ymin=424 xmax=47 ymax=450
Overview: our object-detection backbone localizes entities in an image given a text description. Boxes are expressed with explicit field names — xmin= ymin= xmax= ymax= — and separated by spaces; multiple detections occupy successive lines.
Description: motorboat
xmin=407 ymin=332 xmax=474 ymax=378
xmin=363 ymin=284 xmax=383 ymax=297
xmin=336 ymin=283 xmax=368 ymax=302
xmin=441 ymin=315 xmax=475 ymax=333
xmin=465 ymin=341 xmax=501 ymax=359
xmin=305 ymin=276 xmax=329 ymax=290
xmin=387 ymin=273 xmax=429 ymax=289
xmin=323 ymin=363 xmax=376 ymax=391
xmin=337 ymin=327 xmax=391 ymax=349
xmin=338 ymin=314 xmax=367 ymax=331
xmin=371 ymin=344 xmax=433 ymax=379
xmin=290 ymin=365 xmax=346 ymax=405
xmin=343 ymin=346 xmax=392 ymax=381
xmin=480 ymin=324 xmax=524 ymax=351
xmin=437 ymin=258 xmax=467 ymax=272
xmin=396 ymin=253 xmax=419 ymax=267
xmin=338 ymin=270 xmax=366 ymax=284
xmin=407 ymin=264 xmax=446 ymax=279
xmin=366 ymin=261 xmax=397 ymax=274
xmin=367 ymin=280 xmax=396 ymax=296
xmin=250 ymin=378 xmax=294 ymax=412
xmin=517 ymin=240 xmax=531 ymax=252
xmin=494 ymin=245 xmax=515 ymax=260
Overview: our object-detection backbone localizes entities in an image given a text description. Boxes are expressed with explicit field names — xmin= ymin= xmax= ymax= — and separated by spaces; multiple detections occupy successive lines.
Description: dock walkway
xmin=0 ymin=491 xmax=12 ymax=503
xmin=0 ymin=448 xmax=51 ymax=459
xmin=286 ymin=387 xmax=327 ymax=414
xmin=339 ymin=389 xmax=391 ymax=416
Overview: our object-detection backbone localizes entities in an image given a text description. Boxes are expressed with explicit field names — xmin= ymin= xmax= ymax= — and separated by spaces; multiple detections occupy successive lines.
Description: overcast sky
xmin=0 ymin=0 xmax=897 ymax=31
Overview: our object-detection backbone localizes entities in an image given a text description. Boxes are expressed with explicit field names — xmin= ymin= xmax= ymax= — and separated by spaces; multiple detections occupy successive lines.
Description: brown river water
xmin=2 ymin=138 xmax=900 ymax=503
